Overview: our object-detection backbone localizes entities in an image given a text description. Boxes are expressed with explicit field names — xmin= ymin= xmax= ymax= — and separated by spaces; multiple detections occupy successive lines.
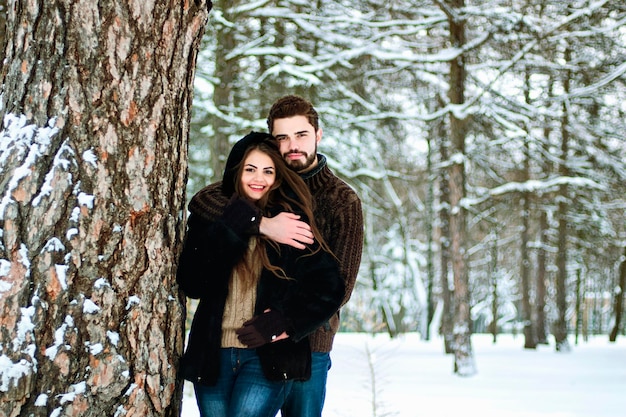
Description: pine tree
xmin=0 ymin=1 xmax=211 ymax=415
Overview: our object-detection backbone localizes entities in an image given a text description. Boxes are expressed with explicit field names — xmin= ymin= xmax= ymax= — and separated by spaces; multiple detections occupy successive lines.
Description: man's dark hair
xmin=267 ymin=95 xmax=320 ymax=132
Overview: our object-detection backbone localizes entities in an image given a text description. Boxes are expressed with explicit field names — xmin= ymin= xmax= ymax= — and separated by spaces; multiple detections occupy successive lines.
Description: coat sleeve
xmin=177 ymin=197 xmax=260 ymax=299
xmin=271 ymin=246 xmax=345 ymax=342
xmin=187 ymin=182 xmax=261 ymax=234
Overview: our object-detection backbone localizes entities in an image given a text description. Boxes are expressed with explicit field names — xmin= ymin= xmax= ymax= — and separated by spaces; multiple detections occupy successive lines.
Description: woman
xmin=177 ymin=131 xmax=345 ymax=417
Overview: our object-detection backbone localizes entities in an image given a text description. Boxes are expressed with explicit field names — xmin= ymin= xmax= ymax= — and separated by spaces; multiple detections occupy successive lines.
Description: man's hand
xmin=259 ymin=212 xmax=314 ymax=249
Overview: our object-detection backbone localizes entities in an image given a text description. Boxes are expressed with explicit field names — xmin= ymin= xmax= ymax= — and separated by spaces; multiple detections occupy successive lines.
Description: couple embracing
xmin=177 ymin=95 xmax=364 ymax=417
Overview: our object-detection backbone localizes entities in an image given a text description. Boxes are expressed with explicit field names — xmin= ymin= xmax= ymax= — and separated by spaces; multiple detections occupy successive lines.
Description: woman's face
xmin=240 ymin=149 xmax=276 ymax=201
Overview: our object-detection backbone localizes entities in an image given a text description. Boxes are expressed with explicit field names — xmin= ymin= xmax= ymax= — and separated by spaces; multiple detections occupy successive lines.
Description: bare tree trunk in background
xmin=574 ymin=268 xmax=583 ymax=344
xmin=609 ymin=247 xmax=625 ymax=342
xmin=535 ymin=98 xmax=554 ymax=346
xmin=489 ymin=231 xmax=498 ymax=344
xmin=437 ymin=129 xmax=454 ymax=354
xmin=520 ymin=140 xmax=537 ymax=350
xmin=0 ymin=1 xmax=210 ymax=416
xmin=519 ymin=73 xmax=537 ymax=350
xmin=209 ymin=0 xmax=240 ymax=182
xmin=441 ymin=0 xmax=475 ymax=376
xmin=535 ymin=208 xmax=549 ymax=345
xmin=425 ymin=137 xmax=435 ymax=341
xmin=554 ymin=47 xmax=572 ymax=352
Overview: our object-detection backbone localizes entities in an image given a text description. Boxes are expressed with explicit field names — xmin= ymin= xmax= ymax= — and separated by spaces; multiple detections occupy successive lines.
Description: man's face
xmin=271 ymin=115 xmax=321 ymax=173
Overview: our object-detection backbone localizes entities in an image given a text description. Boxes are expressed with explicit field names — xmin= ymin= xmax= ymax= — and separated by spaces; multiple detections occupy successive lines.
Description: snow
xmin=82 ymin=299 xmax=100 ymax=314
xmin=58 ymin=381 xmax=86 ymax=404
xmin=77 ymin=192 xmax=95 ymax=209
xmin=15 ymin=306 xmax=36 ymax=347
xmin=66 ymin=228 xmax=78 ymax=240
xmin=82 ymin=149 xmax=98 ymax=167
xmin=87 ymin=342 xmax=103 ymax=356
xmin=0 ymin=114 xmax=59 ymax=221
xmin=44 ymin=315 xmax=74 ymax=360
xmin=107 ymin=331 xmax=120 ymax=347
xmin=125 ymin=295 xmax=141 ymax=310
xmin=94 ymin=278 xmax=110 ymax=289
xmin=180 ymin=333 xmax=625 ymax=417
xmin=0 ymin=355 xmax=34 ymax=392
xmin=34 ymin=393 xmax=47 ymax=406
xmin=42 ymin=237 xmax=65 ymax=253
xmin=55 ymin=264 xmax=69 ymax=291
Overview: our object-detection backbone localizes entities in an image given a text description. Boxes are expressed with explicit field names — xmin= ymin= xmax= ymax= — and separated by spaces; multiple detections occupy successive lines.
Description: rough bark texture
xmin=0 ymin=1 xmax=210 ymax=416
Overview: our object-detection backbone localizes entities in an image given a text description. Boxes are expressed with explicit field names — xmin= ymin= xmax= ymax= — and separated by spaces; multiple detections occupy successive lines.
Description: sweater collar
xmin=300 ymin=154 xmax=327 ymax=181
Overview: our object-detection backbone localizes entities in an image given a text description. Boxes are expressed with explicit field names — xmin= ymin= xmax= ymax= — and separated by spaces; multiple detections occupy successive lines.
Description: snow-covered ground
xmin=181 ymin=333 xmax=626 ymax=417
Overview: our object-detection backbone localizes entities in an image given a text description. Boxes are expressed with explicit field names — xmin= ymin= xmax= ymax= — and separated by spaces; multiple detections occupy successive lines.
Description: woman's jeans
xmin=194 ymin=348 xmax=293 ymax=417
xmin=281 ymin=352 xmax=331 ymax=417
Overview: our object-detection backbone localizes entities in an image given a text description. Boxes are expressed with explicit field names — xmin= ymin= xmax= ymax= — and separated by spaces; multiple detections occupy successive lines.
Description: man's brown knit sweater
xmin=188 ymin=154 xmax=364 ymax=352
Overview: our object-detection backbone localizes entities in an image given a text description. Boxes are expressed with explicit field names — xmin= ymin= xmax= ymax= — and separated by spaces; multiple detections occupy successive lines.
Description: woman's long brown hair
xmin=231 ymin=140 xmax=334 ymax=286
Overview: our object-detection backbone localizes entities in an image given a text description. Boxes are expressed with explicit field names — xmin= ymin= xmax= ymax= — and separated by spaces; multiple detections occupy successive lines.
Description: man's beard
xmin=284 ymin=151 xmax=316 ymax=173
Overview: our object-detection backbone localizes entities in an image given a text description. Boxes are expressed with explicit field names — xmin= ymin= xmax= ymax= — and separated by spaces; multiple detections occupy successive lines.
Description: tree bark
xmin=441 ymin=0 xmax=475 ymax=376
xmin=490 ymin=231 xmax=498 ymax=344
xmin=209 ymin=0 xmax=240 ymax=182
xmin=0 ymin=0 xmax=6 ymax=62
xmin=0 ymin=1 xmax=210 ymax=416
xmin=535 ymin=91 xmax=554 ymax=346
xmin=535 ymin=208 xmax=549 ymax=345
xmin=609 ymin=247 xmax=625 ymax=342
xmin=554 ymin=47 xmax=572 ymax=352
xmin=425 ymin=137 xmax=435 ymax=341
xmin=520 ymin=149 xmax=537 ymax=350
xmin=437 ymin=131 xmax=454 ymax=354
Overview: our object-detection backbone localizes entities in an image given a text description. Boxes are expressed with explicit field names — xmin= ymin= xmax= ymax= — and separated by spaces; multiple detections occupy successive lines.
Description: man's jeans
xmin=194 ymin=348 xmax=292 ymax=417
xmin=281 ymin=352 xmax=331 ymax=417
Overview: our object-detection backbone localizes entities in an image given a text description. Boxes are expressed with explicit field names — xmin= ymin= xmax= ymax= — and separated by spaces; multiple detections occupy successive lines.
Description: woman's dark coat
xmin=176 ymin=132 xmax=345 ymax=386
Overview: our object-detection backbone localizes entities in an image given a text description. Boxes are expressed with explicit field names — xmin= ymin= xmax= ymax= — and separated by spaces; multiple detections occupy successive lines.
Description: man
xmin=188 ymin=95 xmax=363 ymax=417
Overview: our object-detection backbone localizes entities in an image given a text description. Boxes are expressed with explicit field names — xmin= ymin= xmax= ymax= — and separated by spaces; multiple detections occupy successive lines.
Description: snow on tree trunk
xmin=0 ymin=1 xmax=210 ymax=416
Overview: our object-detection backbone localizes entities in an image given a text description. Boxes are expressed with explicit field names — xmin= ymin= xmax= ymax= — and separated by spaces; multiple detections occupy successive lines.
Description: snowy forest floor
xmin=181 ymin=332 xmax=625 ymax=417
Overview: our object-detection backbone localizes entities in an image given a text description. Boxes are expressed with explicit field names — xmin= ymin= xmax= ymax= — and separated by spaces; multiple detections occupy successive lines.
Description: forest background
xmin=0 ymin=0 xmax=625 ymax=416
xmin=186 ymin=0 xmax=626 ymax=362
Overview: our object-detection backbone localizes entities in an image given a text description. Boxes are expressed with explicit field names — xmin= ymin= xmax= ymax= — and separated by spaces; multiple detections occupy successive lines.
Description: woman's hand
xmin=235 ymin=309 xmax=290 ymax=348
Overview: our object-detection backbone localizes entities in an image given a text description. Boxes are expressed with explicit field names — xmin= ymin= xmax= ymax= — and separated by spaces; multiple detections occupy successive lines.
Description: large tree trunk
xmin=441 ymin=0 xmax=475 ymax=376
xmin=0 ymin=1 xmax=210 ymax=416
